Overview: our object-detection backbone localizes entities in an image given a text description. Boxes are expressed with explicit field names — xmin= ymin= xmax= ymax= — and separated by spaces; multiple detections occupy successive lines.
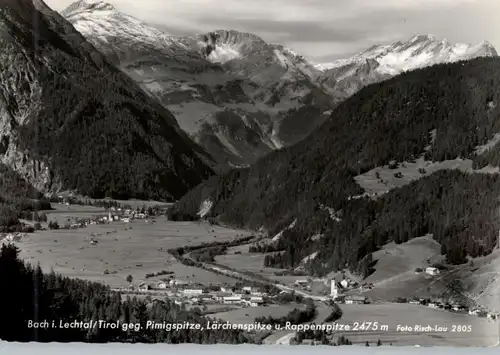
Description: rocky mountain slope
xmin=315 ymin=34 xmax=498 ymax=98
xmin=0 ymin=0 xmax=214 ymax=201
xmin=170 ymin=57 xmax=500 ymax=278
xmin=62 ymin=1 xmax=334 ymax=167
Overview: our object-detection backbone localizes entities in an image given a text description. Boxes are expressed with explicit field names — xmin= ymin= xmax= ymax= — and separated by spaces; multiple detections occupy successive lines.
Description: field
xmin=15 ymin=205 xmax=252 ymax=287
xmin=334 ymin=303 xmax=498 ymax=347
xmin=211 ymin=303 xmax=305 ymax=325
xmin=214 ymin=244 xmax=312 ymax=286
xmin=354 ymin=156 xmax=498 ymax=199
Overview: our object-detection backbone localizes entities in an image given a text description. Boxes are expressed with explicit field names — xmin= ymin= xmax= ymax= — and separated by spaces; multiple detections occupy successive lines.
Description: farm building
xmin=223 ymin=296 xmax=242 ymax=304
xmin=248 ymin=296 xmax=264 ymax=307
xmin=169 ymin=279 xmax=189 ymax=287
xmin=183 ymin=289 xmax=203 ymax=295
xmin=425 ymin=267 xmax=440 ymax=276
xmin=138 ymin=283 xmax=151 ymax=291
xmin=295 ymin=279 xmax=309 ymax=286
xmin=452 ymin=304 xmax=466 ymax=312
xmin=214 ymin=292 xmax=232 ymax=302
xmin=345 ymin=295 xmax=366 ymax=305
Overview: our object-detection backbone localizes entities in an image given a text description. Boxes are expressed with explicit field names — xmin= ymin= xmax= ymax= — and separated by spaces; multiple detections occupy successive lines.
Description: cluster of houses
xmin=54 ymin=208 xmax=150 ymax=232
xmin=0 ymin=232 xmax=27 ymax=243
xmin=292 ymin=277 xmax=370 ymax=305
xmin=405 ymin=298 xmax=497 ymax=320
xmin=95 ymin=209 xmax=148 ymax=224
xmin=128 ymin=280 xmax=268 ymax=307
xmin=294 ymin=276 xmax=365 ymax=293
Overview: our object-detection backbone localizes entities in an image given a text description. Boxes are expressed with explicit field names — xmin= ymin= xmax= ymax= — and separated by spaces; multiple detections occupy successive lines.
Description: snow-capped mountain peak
xmin=315 ymin=34 xmax=497 ymax=73
xmin=62 ymin=0 xmax=197 ymax=63
xmin=61 ymin=0 xmax=116 ymax=15
xmin=63 ymin=0 xmax=168 ymax=43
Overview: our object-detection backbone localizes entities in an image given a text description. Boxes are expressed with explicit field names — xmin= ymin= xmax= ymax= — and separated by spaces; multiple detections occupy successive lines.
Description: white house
xmin=243 ymin=286 xmax=260 ymax=293
xmin=428 ymin=302 xmax=438 ymax=308
xmin=214 ymin=292 xmax=232 ymax=302
xmin=138 ymin=283 xmax=150 ymax=291
xmin=170 ymin=279 xmax=189 ymax=287
xmin=251 ymin=291 xmax=265 ymax=296
xmin=223 ymin=296 xmax=242 ymax=304
xmin=425 ymin=267 xmax=440 ymax=276
xmin=345 ymin=295 xmax=366 ymax=305
xmin=340 ymin=279 xmax=349 ymax=289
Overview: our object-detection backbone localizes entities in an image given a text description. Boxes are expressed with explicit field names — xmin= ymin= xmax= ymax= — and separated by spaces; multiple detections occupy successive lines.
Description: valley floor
xmin=7 ymin=204 xmax=500 ymax=347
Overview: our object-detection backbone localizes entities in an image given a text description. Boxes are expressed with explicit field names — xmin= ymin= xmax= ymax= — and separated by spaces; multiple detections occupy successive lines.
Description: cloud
xmin=45 ymin=0 xmax=500 ymax=62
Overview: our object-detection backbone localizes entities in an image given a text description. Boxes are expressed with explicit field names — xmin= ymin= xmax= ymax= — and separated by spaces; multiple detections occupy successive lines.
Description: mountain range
xmin=60 ymin=0 xmax=498 ymax=167
xmin=315 ymin=34 xmax=498 ymax=97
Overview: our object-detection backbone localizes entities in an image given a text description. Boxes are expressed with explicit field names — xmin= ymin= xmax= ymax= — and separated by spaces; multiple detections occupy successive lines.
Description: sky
xmin=46 ymin=0 xmax=500 ymax=63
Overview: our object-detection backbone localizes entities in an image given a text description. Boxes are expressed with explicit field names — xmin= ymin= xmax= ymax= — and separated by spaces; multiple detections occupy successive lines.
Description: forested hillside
xmin=0 ymin=0 xmax=214 ymax=202
xmin=0 ymin=164 xmax=50 ymax=231
xmin=170 ymin=57 xmax=500 ymax=275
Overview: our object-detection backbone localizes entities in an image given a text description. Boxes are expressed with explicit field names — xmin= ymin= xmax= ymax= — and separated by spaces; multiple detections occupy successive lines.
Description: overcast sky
xmin=46 ymin=0 xmax=500 ymax=62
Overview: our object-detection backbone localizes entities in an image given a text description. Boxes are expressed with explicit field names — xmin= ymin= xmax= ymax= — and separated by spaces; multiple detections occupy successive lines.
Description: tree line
xmin=0 ymin=243 xmax=252 ymax=343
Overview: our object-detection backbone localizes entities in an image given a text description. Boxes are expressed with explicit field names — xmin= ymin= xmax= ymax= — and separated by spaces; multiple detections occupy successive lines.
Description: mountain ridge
xmin=314 ymin=34 xmax=497 ymax=72
xmin=315 ymin=34 xmax=497 ymax=98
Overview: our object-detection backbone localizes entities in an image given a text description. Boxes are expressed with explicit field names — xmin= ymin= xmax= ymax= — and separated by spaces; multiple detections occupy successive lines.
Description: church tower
xmin=330 ymin=279 xmax=338 ymax=299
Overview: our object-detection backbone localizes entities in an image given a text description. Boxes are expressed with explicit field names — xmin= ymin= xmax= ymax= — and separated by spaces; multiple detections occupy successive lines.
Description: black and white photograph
xmin=1 ymin=0 xmax=500 ymax=350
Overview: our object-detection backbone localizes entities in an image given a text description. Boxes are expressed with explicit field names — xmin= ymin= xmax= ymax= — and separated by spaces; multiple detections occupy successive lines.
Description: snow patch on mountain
xmin=206 ymin=43 xmax=242 ymax=63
